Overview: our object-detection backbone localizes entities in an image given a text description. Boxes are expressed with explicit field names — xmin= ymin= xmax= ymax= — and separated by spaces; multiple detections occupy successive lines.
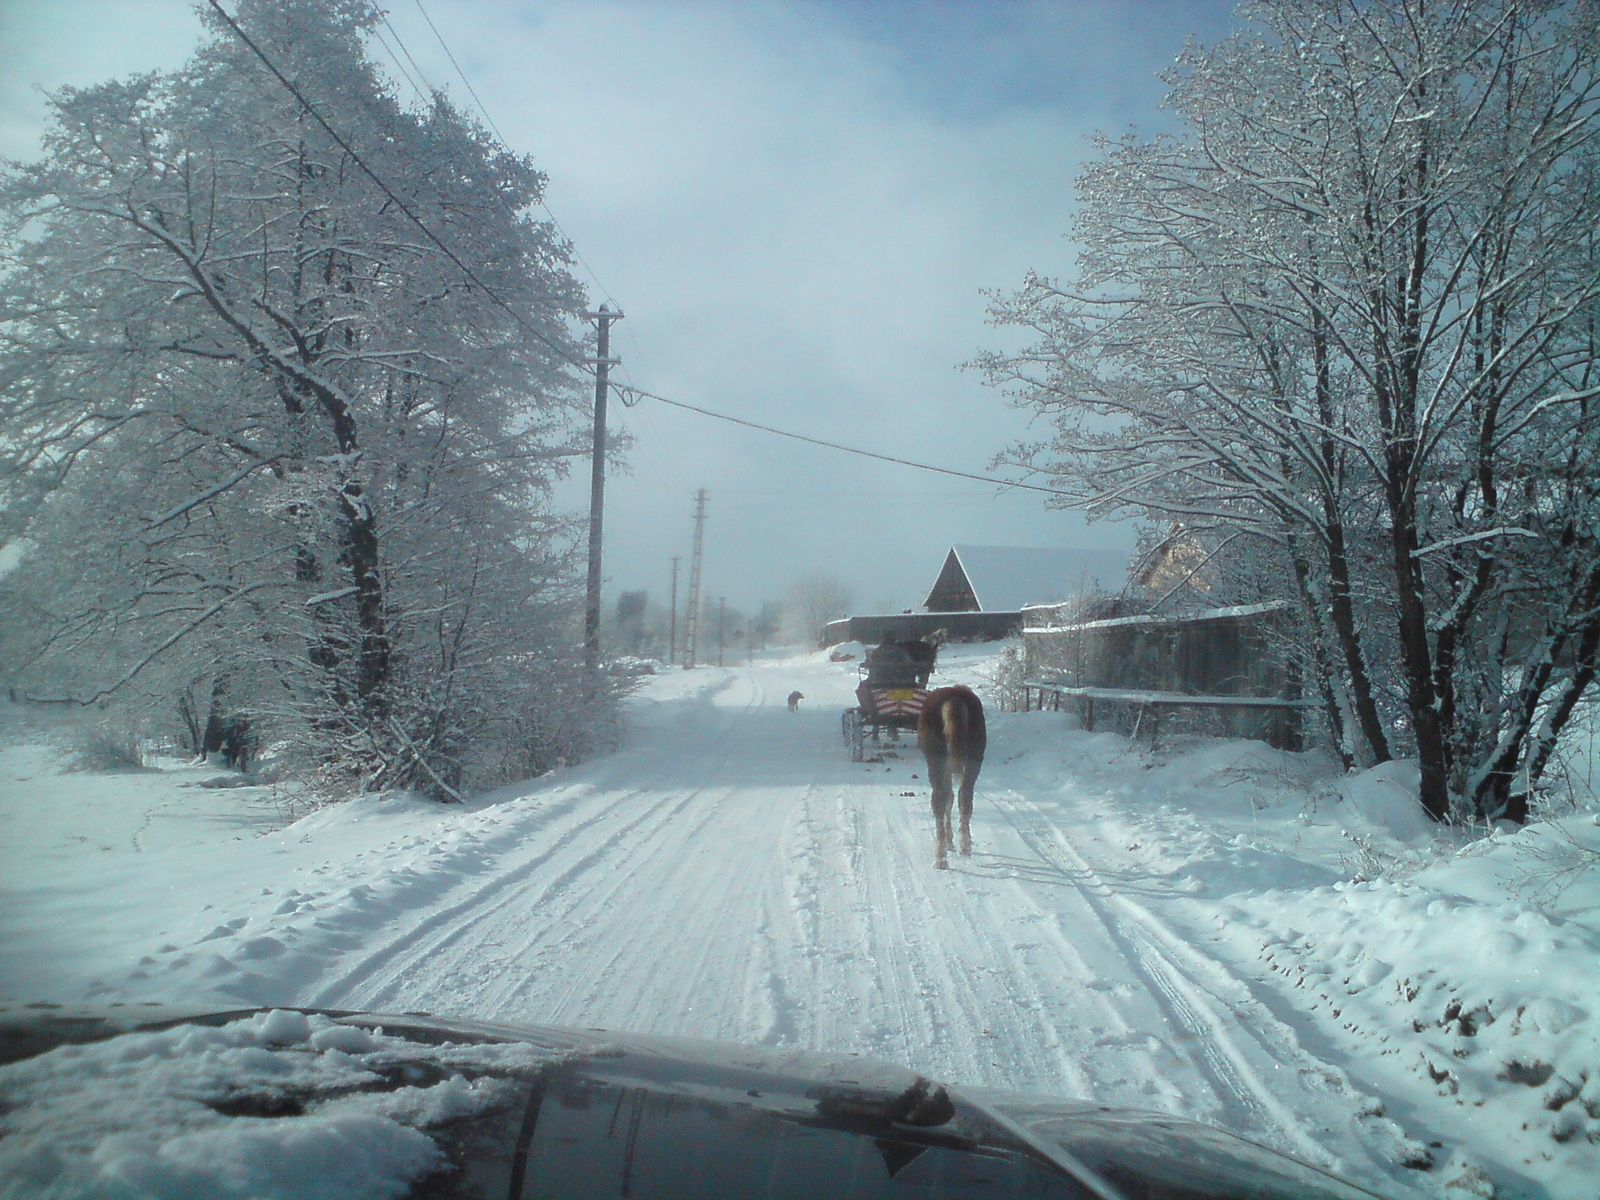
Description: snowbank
xmin=1215 ymin=816 xmax=1600 ymax=1196
xmin=978 ymin=711 xmax=1600 ymax=1195
xmin=1333 ymin=760 xmax=1440 ymax=845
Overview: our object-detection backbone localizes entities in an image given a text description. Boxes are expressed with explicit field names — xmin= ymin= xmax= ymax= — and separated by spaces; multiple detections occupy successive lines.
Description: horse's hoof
xmin=935 ymin=859 xmax=949 ymax=870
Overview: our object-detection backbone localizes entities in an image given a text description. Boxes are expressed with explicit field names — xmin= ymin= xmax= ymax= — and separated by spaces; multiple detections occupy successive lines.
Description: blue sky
xmin=2 ymin=0 xmax=1239 ymax=615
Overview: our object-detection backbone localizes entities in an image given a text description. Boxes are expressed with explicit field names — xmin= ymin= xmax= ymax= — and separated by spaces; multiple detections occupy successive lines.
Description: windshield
xmin=4 ymin=5 xmax=1598 ymax=1200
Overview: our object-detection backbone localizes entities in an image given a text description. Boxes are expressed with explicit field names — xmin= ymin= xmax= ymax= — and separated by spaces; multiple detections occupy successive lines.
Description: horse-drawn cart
xmin=841 ymin=638 xmax=938 ymax=761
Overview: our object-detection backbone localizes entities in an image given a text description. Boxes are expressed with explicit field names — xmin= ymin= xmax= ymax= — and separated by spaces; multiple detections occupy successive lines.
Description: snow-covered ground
xmin=4 ymin=646 xmax=1598 ymax=1199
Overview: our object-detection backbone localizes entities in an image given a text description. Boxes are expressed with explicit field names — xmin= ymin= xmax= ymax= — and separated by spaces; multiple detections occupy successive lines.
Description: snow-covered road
xmin=14 ymin=650 xmax=1511 ymax=1196
xmin=10 ymin=647 xmax=1600 ymax=1196
xmin=230 ymin=653 xmax=1421 ymax=1192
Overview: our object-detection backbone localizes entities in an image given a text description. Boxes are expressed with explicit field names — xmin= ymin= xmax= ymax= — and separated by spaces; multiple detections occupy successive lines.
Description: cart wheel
xmin=842 ymin=708 xmax=866 ymax=761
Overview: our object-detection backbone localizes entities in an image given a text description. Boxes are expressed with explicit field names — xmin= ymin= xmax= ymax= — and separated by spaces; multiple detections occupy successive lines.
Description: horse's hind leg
xmin=956 ymin=765 xmax=974 ymax=856
xmin=927 ymin=758 xmax=953 ymax=870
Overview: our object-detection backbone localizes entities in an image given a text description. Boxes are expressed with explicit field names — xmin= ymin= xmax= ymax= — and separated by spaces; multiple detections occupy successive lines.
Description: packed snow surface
xmin=4 ymin=646 xmax=1598 ymax=1199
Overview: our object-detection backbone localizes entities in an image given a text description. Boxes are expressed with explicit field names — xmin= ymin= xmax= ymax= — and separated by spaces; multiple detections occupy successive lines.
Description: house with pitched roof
xmin=923 ymin=545 xmax=1128 ymax=612
xmin=824 ymin=544 xmax=1129 ymax=645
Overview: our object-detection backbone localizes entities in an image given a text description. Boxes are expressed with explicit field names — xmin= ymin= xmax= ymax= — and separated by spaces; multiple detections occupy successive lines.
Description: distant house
xmin=1129 ymin=525 xmax=1219 ymax=603
xmin=923 ymin=545 xmax=1129 ymax=613
xmin=823 ymin=543 xmax=1130 ymax=647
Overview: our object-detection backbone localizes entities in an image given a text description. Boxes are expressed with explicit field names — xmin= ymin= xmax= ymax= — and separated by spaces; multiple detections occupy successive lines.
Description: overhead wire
xmin=204 ymin=0 xmax=584 ymax=377
xmin=408 ymin=0 xmax=653 ymax=386
xmin=612 ymin=385 xmax=1073 ymax=497
xmin=410 ymin=0 xmax=619 ymax=307
xmin=369 ymin=22 xmax=431 ymax=107
xmin=408 ymin=0 xmax=508 ymax=144
xmin=205 ymin=0 xmax=1076 ymax=502
xmin=380 ymin=12 xmax=441 ymax=100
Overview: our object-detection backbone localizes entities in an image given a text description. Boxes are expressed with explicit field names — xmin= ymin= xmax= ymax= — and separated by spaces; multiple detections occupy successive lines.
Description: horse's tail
xmin=922 ymin=686 xmax=986 ymax=770
xmin=944 ymin=687 xmax=987 ymax=773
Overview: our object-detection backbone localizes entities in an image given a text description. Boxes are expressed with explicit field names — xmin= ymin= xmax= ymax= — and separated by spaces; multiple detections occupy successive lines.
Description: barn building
xmin=825 ymin=544 xmax=1129 ymax=646
xmin=923 ymin=545 xmax=1130 ymax=613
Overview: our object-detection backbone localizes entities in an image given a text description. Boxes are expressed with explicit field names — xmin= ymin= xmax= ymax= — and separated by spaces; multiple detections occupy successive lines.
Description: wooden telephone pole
xmin=683 ymin=489 xmax=707 ymax=668
xmin=581 ymin=304 xmax=623 ymax=685
xmin=668 ymin=555 xmax=681 ymax=667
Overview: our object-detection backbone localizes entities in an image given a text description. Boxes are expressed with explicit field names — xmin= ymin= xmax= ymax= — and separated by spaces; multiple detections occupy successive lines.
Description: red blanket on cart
xmin=869 ymin=688 xmax=927 ymax=719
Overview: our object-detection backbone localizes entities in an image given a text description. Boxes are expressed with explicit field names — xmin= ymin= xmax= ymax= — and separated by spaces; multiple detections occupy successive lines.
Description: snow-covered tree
xmin=782 ymin=572 xmax=855 ymax=649
xmin=0 ymin=0 xmax=604 ymax=796
xmin=977 ymin=0 xmax=1600 ymax=822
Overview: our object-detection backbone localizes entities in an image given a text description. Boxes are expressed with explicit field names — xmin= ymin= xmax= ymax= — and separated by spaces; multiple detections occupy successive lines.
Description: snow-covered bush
xmin=69 ymin=731 xmax=149 ymax=774
xmin=980 ymin=637 xmax=1028 ymax=712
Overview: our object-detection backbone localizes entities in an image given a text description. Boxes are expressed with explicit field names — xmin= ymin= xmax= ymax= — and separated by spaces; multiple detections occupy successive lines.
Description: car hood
xmin=0 ymin=1003 xmax=1395 ymax=1200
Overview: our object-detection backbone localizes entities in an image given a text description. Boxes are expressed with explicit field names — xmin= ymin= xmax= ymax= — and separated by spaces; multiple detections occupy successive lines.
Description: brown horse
xmin=917 ymin=686 xmax=986 ymax=870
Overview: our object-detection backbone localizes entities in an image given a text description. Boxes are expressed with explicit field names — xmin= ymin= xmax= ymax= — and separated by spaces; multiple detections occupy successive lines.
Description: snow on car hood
xmin=0 ymin=1009 xmax=561 ymax=1200
xmin=0 ymin=1006 xmax=1393 ymax=1200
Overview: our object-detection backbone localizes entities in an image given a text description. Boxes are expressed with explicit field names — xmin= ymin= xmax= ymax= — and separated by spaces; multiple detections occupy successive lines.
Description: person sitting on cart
xmin=856 ymin=635 xmax=933 ymax=711
xmin=866 ymin=634 xmax=918 ymax=688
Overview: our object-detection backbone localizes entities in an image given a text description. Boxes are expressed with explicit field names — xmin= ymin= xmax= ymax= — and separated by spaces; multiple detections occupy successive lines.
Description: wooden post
xmin=581 ymin=304 xmax=623 ymax=688
xmin=668 ymin=555 xmax=680 ymax=667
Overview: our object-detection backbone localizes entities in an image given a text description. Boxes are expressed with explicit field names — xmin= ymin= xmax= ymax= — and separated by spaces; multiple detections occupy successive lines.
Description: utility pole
xmin=668 ymin=556 xmax=681 ymax=667
xmin=717 ymin=596 xmax=726 ymax=667
xmin=684 ymin=489 xmax=707 ymax=669
xmin=581 ymin=304 xmax=623 ymax=687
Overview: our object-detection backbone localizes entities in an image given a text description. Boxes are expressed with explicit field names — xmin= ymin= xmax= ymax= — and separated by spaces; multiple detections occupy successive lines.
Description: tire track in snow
xmin=989 ymin=784 xmax=1381 ymax=1168
xmin=531 ymin=782 xmax=782 ymax=1032
xmin=314 ymin=672 xmax=834 ymax=1040
xmin=303 ymin=673 xmax=772 ymax=1014
xmin=787 ymin=764 xmax=1100 ymax=1096
xmin=303 ymin=775 xmax=719 ymax=1010
xmin=495 ymin=680 xmax=828 ymax=1037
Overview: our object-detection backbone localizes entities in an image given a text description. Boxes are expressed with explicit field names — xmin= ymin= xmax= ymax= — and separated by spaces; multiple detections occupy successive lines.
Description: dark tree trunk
xmin=1474 ymin=563 xmax=1600 ymax=822
xmin=1372 ymin=135 xmax=1451 ymax=821
xmin=1324 ymin=517 xmax=1392 ymax=765
xmin=339 ymin=481 xmax=390 ymax=707
xmin=1309 ymin=288 xmax=1391 ymax=765
xmin=1288 ymin=540 xmax=1353 ymax=771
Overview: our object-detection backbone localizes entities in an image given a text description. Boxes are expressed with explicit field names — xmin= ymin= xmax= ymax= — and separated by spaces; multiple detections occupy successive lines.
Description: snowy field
xmin=4 ymin=645 xmax=1599 ymax=1199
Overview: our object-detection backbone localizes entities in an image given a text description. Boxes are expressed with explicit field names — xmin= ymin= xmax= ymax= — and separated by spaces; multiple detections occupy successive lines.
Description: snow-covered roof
xmin=1022 ymin=599 xmax=1294 ymax=633
xmin=942 ymin=545 xmax=1129 ymax=612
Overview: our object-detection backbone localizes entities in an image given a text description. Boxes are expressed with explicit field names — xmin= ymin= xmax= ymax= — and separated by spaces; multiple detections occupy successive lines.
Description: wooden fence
xmin=1019 ymin=600 xmax=1308 ymax=749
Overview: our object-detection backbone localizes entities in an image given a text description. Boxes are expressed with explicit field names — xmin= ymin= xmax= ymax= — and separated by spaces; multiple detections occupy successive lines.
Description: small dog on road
xmin=786 ymin=691 xmax=805 ymax=712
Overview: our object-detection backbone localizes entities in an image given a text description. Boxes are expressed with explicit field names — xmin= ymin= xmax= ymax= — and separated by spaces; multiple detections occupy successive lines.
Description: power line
xmin=616 ymin=385 xmax=1072 ymax=497
xmin=408 ymin=0 xmax=615 ymax=301
xmin=410 ymin=0 xmax=508 ymax=144
xmin=722 ymin=490 xmax=1003 ymax=499
xmin=370 ymin=22 xmax=431 ymax=107
xmin=380 ymin=12 xmax=440 ymax=100
xmin=406 ymin=0 xmax=653 ymax=375
xmin=204 ymin=0 xmax=585 ymax=380
xmin=206 ymin=1 xmax=1076 ymax=502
